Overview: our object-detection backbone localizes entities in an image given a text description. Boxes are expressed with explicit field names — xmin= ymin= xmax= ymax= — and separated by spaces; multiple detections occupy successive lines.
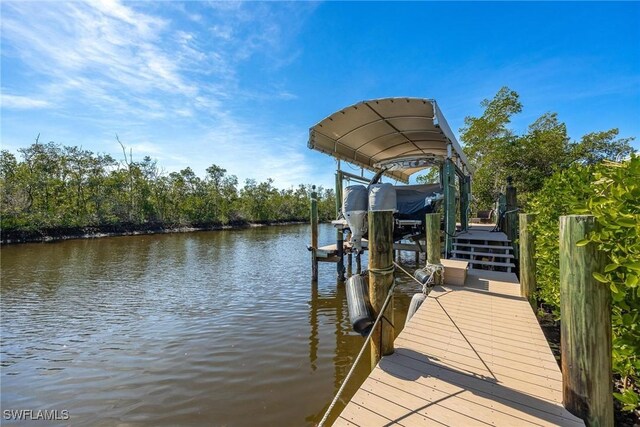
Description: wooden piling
xmin=518 ymin=213 xmax=536 ymax=308
xmin=310 ymin=187 xmax=318 ymax=282
xmin=368 ymin=210 xmax=395 ymax=369
xmin=559 ymin=215 xmax=613 ymax=426
xmin=425 ymin=213 xmax=443 ymax=285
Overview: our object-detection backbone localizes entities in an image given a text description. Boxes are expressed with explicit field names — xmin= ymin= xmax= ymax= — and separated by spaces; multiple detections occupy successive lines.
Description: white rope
xmin=318 ymin=261 xmax=445 ymax=426
xmin=318 ymin=266 xmax=397 ymax=427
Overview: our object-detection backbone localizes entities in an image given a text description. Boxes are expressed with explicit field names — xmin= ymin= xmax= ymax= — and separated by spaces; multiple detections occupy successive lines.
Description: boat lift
xmin=308 ymin=97 xmax=473 ymax=280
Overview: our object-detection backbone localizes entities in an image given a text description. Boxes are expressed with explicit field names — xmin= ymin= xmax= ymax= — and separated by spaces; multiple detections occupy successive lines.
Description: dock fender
xmin=345 ymin=274 xmax=375 ymax=337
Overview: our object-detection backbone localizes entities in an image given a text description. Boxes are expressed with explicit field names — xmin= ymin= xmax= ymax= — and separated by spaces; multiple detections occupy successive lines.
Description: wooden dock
xmin=333 ymin=269 xmax=584 ymax=426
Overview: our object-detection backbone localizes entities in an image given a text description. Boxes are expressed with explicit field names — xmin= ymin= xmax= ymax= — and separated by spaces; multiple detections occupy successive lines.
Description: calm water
xmin=1 ymin=224 xmax=420 ymax=426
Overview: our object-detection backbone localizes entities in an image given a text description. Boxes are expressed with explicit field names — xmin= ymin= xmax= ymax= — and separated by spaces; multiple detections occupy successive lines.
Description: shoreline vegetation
xmin=0 ymin=220 xmax=311 ymax=245
xmin=0 ymin=138 xmax=336 ymax=245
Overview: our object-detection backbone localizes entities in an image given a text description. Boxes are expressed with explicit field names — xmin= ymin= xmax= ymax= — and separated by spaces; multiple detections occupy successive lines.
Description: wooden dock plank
xmin=396 ymin=332 xmax=562 ymax=379
xmin=392 ymin=337 xmax=563 ymax=388
xmin=367 ymin=365 xmax=583 ymax=427
xmin=455 ymin=229 xmax=511 ymax=242
xmin=336 ymin=416 xmax=359 ymax=426
xmin=333 ymin=268 xmax=584 ymax=426
xmin=364 ymin=376 xmax=543 ymax=426
xmin=319 ymin=240 xmax=425 ymax=253
xmin=338 ymin=399 xmax=396 ymax=426
xmin=362 ymin=378 xmax=501 ymax=426
xmin=400 ymin=326 xmax=560 ymax=372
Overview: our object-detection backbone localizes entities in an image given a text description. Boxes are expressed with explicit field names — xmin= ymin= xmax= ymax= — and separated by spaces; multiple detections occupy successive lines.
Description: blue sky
xmin=2 ymin=1 xmax=639 ymax=189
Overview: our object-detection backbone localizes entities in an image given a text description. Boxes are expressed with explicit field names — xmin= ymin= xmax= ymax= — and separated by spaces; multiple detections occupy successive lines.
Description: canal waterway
xmin=1 ymin=224 xmax=420 ymax=426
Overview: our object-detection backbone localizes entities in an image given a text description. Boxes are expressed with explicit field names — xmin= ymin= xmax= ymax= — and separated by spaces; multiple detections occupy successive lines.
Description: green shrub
xmin=528 ymin=164 xmax=593 ymax=313
xmin=528 ymin=155 xmax=640 ymax=409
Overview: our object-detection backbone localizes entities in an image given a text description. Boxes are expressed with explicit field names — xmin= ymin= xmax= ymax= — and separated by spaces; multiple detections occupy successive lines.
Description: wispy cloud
xmin=1 ymin=1 xmax=314 ymax=117
xmin=1 ymin=94 xmax=51 ymax=109
xmin=1 ymin=0 xmax=319 ymax=187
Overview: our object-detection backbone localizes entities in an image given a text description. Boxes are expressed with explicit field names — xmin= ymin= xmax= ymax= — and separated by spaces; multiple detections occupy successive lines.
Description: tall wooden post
xmin=425 ymin=213 xmax=443 ymax=285
xmin=368 ymin=210 xmax=394 ymax=369
xmin=560 ymin=215 xmax=612 ymax=426
xmin=505 ymin=177 xmax=519 ymax=261
xmin=310 ymin=187 xmax=319 ymax=281
xmin=443 ymin=158 xmax=456 ymax=257
xmin=335 ymin=171 xmax=345 ymax=281
xmin=518 ymin=213 xmax=536 ymax=308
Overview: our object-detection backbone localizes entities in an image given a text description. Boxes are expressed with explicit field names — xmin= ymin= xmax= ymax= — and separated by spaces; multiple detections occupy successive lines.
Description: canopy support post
xmin=443 ymin=145 xmax=456 ymax=257
xmin=335 ymin=168 xmax=345 ymax=282
xmin=459 ymin=175 xmax=470 ymax=232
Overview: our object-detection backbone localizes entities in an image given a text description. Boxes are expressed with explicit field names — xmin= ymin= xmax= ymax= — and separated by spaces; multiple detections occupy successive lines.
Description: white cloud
xmin=1 ymin=94 xmax=51 ymax=109
xmin=0 ymin=0 xmax=318 ymax=187
xmin=1 ymin=1 xmax=312 ymax=116
xmin=2 ymin=1 xmax=200 ymax=118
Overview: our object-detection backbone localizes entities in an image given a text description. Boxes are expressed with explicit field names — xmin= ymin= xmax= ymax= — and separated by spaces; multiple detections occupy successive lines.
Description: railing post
xmin=518 ymin=213 xmax=536 ymax=309
xmin=425 ymin=213 xmax=443 ymax=285
xmin=310 ymin=186 xmax=318 ymax=282
xmin=368 ymin=208 xmax=394 ymax=369
xmin=560 ymin=215 xmax=612 ymax=426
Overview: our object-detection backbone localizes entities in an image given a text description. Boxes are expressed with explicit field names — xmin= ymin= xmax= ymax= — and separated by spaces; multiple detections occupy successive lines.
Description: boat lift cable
xmin=318 ymin=260 xmax=438 ymax=426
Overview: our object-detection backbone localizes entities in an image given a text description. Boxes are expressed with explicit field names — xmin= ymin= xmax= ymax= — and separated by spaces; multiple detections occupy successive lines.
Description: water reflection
xmin=1 ymin=224 xmax=421 ymax=426
xmin=306 ymin=252 xmax=419 ymax=425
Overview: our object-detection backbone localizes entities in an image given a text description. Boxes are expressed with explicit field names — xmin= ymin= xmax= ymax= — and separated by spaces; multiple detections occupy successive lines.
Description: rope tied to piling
xmin=418 ymin=262 xmax=444 ymax=294
xmin=367 ymin=264 xmax=396 ymax=276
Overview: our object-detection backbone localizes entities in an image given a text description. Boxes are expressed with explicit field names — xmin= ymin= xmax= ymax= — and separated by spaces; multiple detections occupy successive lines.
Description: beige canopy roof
xmin=308 ymin=97 xmax=471 ymax=183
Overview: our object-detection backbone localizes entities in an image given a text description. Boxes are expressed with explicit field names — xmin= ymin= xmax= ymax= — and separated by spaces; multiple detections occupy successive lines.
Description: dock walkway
xmin=334 ymin=269 xmax=584 ymax=426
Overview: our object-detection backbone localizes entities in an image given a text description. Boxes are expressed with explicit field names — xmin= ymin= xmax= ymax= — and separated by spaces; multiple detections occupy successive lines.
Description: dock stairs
xmin=450 ymin=227 xmax=516 ymax=273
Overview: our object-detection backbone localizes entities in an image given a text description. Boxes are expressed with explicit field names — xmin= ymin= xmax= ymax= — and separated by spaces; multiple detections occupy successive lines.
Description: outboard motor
xmin=342 ymin=185 xmax=368 ymax=252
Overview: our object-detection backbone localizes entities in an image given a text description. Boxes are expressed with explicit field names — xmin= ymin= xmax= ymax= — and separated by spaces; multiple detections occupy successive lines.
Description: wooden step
xmin=451 ymin=250 xmax=514 ymax=259
xmin=452 ymin=242 xmax=513 ymax=251
xmin=450 ymin=257 xmax=516 ymax=269
xmin=454 ymin=239 xmax=512 ymax=245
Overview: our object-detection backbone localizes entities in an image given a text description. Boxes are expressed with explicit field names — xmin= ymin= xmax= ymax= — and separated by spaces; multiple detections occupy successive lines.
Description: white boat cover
xmin=308 ymin=98 xmax=470 ymax=183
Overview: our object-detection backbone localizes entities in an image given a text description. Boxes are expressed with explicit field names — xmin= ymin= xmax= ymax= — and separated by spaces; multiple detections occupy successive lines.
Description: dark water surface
xmin=1 ymin=224 xmax=420 ymax=426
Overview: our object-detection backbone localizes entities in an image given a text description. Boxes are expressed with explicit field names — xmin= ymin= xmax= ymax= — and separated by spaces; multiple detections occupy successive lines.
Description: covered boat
xmin=308 ymin=98 xmax=472 ymax=256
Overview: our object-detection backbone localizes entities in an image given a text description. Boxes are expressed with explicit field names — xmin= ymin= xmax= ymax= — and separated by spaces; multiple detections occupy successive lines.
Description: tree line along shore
xmin=0 ymin=140 xmax=336 ymax=244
